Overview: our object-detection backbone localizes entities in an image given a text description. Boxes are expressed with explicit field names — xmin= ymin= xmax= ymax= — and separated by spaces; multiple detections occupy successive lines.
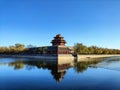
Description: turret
xmin=51 ymin=34 xmax=66 ymax=46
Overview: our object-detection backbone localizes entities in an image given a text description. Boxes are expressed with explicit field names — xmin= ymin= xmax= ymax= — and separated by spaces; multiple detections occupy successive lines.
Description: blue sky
xmin=0 ymin=0 xmax=120 ymax=49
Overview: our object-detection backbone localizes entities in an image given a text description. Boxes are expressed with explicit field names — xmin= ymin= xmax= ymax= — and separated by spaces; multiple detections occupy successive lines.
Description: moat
xmin=0 ymin=57 xmax=120 ymax=90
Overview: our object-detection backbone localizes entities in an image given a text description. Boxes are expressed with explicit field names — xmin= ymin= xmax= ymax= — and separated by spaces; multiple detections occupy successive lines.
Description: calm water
xmin=0 ymin=57 xmax=120 ymax=90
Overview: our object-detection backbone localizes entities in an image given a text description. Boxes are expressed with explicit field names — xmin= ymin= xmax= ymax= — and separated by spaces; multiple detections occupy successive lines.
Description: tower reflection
xmin=4 ymin=58 xmax=103 ymax=82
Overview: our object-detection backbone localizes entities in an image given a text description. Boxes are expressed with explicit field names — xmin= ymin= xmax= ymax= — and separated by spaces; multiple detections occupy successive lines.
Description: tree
xmin=15 ymin=43 xmax=25 ymax=52
xmin=0 ymin=47 xmax=9 ymax=54
xmin=74 ymin=43 xmax=88 ymax=54
xmin=9 ymin=46 xmax=16 ymax=53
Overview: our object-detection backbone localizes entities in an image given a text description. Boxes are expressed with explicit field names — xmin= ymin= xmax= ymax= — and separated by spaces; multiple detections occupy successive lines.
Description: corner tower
xmin=51 ymin=34 xmax=66 ymax=46
xmin=47 ymin=34 xmax=71 ymax=54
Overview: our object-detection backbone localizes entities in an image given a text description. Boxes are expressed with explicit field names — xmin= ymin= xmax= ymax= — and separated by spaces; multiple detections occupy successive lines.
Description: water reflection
xmin=0 ymin=58 xmax=104 ymax=82
xmin=1 ymin=57 xmax=120 ymax=90
xmin=75 ymin=58 xmax=104 ymax=73
xmin=91 ymin=57 xmax=120 ymax=71
xmin=8 ymin=60 xmax=72 ymax=82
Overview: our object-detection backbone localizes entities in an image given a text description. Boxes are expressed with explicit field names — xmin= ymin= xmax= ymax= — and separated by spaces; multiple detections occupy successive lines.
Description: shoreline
xmin=0 ymin=54 xmax=58 ymax=60
xmin=0 ymin=54 xmax=74 ymax=60
xmin=76 ymin=54 xmax=120 ymax=61
xmin=0 ymin=54 xmax=120 ymax=62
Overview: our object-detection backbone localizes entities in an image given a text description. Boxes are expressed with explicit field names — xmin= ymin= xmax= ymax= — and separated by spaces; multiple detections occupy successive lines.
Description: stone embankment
xmin=0 ymin=54 xmax=120 ymax=62
xmin=0 ymin=54 xmax=74 ymax=60
xmin=76 ymin=55 xmax=120 ymax=62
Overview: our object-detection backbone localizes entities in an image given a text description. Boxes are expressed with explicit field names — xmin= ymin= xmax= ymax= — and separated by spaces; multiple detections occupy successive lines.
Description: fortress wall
xmin=58 ymin=54 xmax=74 ymax=64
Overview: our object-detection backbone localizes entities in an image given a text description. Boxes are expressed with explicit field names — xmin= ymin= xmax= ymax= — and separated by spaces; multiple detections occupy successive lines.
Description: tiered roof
xmin=51 ymin=34 xmax=66 ymax=46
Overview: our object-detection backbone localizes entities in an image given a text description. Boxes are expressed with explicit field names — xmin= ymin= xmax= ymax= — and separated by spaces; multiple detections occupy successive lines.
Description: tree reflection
xmin=9 ymin=61 xmax=24 ymax=70
xmin=5 ymin=58 xmax=104 ymax=82
xmin=74 ymin=58 xmax=104 ymax=73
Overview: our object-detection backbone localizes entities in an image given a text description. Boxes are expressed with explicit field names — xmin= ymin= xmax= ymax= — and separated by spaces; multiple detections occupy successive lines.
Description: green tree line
xmin=0 ymin=44 xmax=25 ymax=54
xmin=74 ymin=43 xmax=120 ymax=54
xmin=0 ymin=43 xmax=47 ymax=55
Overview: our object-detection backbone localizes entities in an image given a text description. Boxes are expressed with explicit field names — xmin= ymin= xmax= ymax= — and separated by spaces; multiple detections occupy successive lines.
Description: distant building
xmin=46 ymin=34 xmax=72 ymax=54
xmin=25 ymin=34 xmax=73 ymax=55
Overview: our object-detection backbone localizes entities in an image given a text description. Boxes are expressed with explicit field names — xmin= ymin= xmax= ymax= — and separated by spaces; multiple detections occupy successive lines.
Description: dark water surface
xmin=0 ymin=57 xmax=120 ymax=90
